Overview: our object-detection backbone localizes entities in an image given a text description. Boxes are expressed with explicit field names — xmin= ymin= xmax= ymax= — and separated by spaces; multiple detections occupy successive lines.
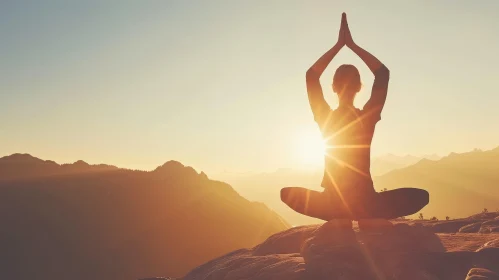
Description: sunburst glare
xmin=294 ymin=128 xmax=326 ymax=166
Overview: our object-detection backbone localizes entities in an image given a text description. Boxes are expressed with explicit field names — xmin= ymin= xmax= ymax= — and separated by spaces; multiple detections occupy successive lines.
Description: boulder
xmin=468 ymin=212 xmax=499 ymax=221
xmin=184 ymin=249 xmax=305 ymax=280
xmin=466 ymin=268 xmax=499 ymax=280
xmin=429 ymin=219 xmax=475 ymax=233
xmin=474 ymin=239 xmax=499 ymax=273
xmin=459 ymin=222 xmax=483 ymax=233
xmin=480 ymin=220 xmax=499 ymax=233
xmin=253 ymin=225 xmax=317 ymax=256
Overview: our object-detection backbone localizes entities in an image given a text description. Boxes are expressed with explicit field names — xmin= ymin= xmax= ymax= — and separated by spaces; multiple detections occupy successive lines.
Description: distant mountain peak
xmin=414 ymin=158 xmax=434 ymax=166
xmin=0 ymin=153 xmax=42 ymax=163
xmin=0 ymin=154 xmax=118 ymax=181
xmin=153 ymin=160 xmax=201 ymax=179
xmin=156 ymin=160 xmax=184 ymax=169
xmin=0 ymin=156 xmax=288 ymax=280
xmin=73 ymin=160 xmax=90 ymax=166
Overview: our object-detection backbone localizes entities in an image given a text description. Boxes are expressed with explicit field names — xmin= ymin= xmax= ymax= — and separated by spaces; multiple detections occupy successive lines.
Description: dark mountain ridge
xmin=0 ymin=153 xmax=118 ymax=181
xmin=0 ymin=154 xmax=289 ymax=280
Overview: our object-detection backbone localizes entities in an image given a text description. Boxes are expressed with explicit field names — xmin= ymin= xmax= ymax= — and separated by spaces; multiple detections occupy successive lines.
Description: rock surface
xmin=390 ymin=212 xmax=499 ymax=234
xmin=465 ymin=268 xmax=499 ymax=280
xmin=182 ymin=220 xmax=499 ymax=280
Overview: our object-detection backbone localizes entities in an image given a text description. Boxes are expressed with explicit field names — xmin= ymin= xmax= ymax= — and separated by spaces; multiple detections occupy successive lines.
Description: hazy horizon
xmin=2 ymin=1 xmax=499 ymax=174
xmin=0 ymin=150 xmax=442 ymax=173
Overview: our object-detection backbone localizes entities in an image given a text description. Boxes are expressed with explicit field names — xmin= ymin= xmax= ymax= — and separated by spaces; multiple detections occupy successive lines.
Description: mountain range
xmin=216 ymin=148 xmax=499 ymax=225
xmin=374 ymin=148 xmax=499 ymax=219
xmin=0 ymin=154 xmax=288 ymax=280
xmin=371 ymin=153 xmax=441 ymax=176
xmin=0 ymin=153 xmax=118 ymax=181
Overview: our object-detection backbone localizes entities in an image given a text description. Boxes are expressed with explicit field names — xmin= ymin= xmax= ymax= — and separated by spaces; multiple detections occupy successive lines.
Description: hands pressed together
xmin=307 ymin=12 xmax=384 ymax=80
xmin=337 ymin=13 xmax=355 ymax=48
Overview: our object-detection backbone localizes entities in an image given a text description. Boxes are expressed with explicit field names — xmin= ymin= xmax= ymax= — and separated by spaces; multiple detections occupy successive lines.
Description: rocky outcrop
xmin=465 ymin=268 xmax=499 ymax=280
xmin=427 ymin=219 xmax=475 ymax=233
xmin=453 ymin=213 xmax=499 ymax=233
xmin=183 ymin=221 xmax=499 ymax=280
xmin=479 ymin=220 xmax=499 ymax=233
xmin=391 ymin=212 xmax=499 ymax=234
xmin=459 ymin=222 xmax=484 ymax=233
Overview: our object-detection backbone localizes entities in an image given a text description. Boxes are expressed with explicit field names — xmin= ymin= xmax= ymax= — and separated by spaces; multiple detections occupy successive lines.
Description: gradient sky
xmin=1 ymin=1 xmax=499 ymax=173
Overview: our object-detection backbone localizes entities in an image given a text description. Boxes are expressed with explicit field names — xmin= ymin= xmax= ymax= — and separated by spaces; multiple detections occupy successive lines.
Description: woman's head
xmin=332 ymin=64 xmax=361 ymax=103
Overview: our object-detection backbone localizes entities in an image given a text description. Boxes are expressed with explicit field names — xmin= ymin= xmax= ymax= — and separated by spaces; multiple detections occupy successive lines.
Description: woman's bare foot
xmin=358 ymin=219 xmax=393 ymax=232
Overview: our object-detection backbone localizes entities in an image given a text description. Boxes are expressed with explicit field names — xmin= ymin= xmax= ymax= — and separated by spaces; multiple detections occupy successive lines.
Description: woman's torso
xmin=318 ymin=106 xmax=379 ymax=192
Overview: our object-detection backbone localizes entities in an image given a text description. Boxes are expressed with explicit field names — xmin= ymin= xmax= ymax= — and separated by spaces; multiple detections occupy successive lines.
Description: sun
xmin=294 ymin=128 xmax=326 ymax=166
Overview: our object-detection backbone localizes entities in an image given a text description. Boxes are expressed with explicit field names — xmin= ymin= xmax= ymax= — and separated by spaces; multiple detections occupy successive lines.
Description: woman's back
xmin=319 ymin=106 xmax=379 ymax=192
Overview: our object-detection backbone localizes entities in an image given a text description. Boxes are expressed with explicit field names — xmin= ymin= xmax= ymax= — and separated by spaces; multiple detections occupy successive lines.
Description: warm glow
xmin=295 ymin=128 xmax=326 ymax=165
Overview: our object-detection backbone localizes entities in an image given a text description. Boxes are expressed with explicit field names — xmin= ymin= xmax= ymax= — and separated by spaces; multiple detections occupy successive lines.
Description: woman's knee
xmin=280 ymin=187 xmax=293 ymax=202
xmin=419 ymin=189 xmax=430 ymax=207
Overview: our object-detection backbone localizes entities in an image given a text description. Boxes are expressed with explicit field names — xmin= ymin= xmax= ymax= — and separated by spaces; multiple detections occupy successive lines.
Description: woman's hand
xmin=342 ymin=13 xmax=355 ymax=47
xmin=306 ymin=12 xmax=348 ymax=77
xmin=336 ymin=13 xmax=347 ymax=47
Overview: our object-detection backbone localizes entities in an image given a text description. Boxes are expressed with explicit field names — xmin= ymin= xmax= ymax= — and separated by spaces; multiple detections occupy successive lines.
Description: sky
xmin=1 ymin=1 xmax=499 ymax=173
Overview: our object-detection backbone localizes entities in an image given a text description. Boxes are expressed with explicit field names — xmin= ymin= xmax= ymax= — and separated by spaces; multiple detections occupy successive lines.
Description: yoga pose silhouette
xmin=281 ymin=13 xmax=428 ymax=224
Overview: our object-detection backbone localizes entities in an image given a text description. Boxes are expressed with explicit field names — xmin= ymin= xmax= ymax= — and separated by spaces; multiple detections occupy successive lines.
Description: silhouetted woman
xmin=281 ymin=13 xmax=428 ymax=227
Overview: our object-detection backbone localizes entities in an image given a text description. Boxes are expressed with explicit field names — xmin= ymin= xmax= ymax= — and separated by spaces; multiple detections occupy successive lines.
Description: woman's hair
xmin=332 ymin=64 xmax=362 ymax=95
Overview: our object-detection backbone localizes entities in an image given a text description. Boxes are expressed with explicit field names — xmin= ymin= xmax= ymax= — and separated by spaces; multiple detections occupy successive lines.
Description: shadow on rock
xmin=300 ymin=222 xmax=445 ymax=279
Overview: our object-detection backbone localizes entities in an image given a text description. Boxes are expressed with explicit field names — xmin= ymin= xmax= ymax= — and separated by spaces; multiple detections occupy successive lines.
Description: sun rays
xmin=290 ymin=111 xmax=378 ymax=220
xmin=295 ymin=128 xmax=327 ymax=166
xmin=325 ymin=152 xmax=370 ymax=178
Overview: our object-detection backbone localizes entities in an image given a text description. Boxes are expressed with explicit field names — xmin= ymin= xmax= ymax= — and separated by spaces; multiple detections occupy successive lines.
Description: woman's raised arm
xmin=343 ymin=13 xmax=387 ymax=75
xmin=306 ymin=14 xmax=346 ymax=123
xmin=343 ymin=13 xmax=390 ymax=117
